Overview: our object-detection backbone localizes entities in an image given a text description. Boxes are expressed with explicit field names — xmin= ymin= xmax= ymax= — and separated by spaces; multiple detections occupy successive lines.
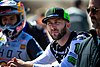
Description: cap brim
xmin=42 ymin=15 xmax=60 ymax=24
xmin=42 ymin=16 xmax=69 ymax=24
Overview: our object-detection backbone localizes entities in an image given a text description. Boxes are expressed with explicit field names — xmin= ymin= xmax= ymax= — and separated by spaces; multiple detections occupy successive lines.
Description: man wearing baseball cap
xmin=7 ymin=7 xmax=89 ymax=67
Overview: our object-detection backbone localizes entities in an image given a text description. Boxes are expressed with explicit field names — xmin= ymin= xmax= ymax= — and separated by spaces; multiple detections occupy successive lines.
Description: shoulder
xmin=21 ymin=31 xmax=33 ymax=39
xmin=73 ymin=31 xmax=91 ymax=40
xmin=78 ymin=36 xmax=92 ymax=54
xmin=80 ymin=36 xmax=93 ymax=46
xmin=78 ymin=30 xmax=96 ymax=45
xmin=20 ymin=31 xmax=37 ymax=44
xmin=70 ymin=32 xmax=91 ymax=51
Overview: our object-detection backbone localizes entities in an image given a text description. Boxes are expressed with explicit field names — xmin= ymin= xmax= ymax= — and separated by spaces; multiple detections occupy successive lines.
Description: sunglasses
xmin=87 ymin=7 xmax=100 ymax=14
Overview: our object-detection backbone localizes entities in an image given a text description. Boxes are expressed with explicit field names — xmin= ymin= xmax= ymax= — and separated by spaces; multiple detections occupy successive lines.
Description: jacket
xmin=76 ymin=30 xmax=100 ymax=67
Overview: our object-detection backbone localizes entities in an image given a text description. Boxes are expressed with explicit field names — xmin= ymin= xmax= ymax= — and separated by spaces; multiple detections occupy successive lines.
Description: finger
xmin=11 ymin=57 xmax=17 ymax=62
xmin=10 ymin=63 xmax=17 ymax=67
xmin=7 ymin=61 xmax=15 ymax=66
xmin=12 ymin=57 xmax=17 ymax=62
xmin=7 ymin=58 xmax=17 ymax=66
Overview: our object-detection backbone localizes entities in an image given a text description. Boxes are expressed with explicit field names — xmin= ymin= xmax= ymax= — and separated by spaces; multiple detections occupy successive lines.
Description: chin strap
xmin=2 ymin=28 xmax=17 ymax=38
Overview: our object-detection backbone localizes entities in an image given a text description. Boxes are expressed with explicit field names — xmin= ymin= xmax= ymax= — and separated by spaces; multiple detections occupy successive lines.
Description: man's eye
xmin=55 ymin=22 xmax=61 ymax=24
xmin=3 ymin=19 xmax=7 ymax=21
xmin=10 ymin=18 xmax=14 ymax=20
xmin=47 ymin=22 xmax=52 ymax=25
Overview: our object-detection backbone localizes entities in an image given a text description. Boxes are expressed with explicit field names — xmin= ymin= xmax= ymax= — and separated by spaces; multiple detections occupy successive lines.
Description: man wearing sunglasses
xmin=76 ymin=0 xmax=100 ymax=67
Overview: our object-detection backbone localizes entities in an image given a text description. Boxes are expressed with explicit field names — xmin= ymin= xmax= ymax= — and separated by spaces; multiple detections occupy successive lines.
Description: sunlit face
xmin=1 ymin=14 xmax=17 ymax=26
xmin=46 ymin=17 xmax=70 ymax=40
xmin=88 ymin=0 xmax=100 ymax=29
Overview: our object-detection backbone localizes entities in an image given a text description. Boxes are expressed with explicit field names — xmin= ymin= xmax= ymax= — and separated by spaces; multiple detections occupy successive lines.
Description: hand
xmin=7 ymin=57 xmax=33 ymax=67
xmin=7 ymin=57 xmax=24 ymax=67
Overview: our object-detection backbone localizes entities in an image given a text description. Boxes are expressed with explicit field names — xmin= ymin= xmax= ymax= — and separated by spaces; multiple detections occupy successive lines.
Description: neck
xmin=57 ymin=31 xmax=71 ymax=46
xmin=96 ymin=29 xmax=100 ymax=37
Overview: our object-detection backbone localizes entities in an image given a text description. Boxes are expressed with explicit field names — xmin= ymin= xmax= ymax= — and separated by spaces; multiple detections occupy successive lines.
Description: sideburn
xmin=56 ymin=24 xmax=67 ymax=40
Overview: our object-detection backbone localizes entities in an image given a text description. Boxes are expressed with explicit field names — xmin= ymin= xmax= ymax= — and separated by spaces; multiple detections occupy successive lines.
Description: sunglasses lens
xmin=87 ymin=8 xmax=90 ymax=13
xmin=92 ymin=8 xmax=96 ymax=14
xmin=87 ymin=8 xmax=97 ymax=14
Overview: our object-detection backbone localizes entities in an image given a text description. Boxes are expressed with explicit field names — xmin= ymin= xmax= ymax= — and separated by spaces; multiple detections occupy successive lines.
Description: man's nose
xmin=5 ymin=20 xmax=11 ymax=25
xmin=89 ymin=11 xmax=95 ymax=17
xmin=51 ymin=23 xmax=57 ymax=28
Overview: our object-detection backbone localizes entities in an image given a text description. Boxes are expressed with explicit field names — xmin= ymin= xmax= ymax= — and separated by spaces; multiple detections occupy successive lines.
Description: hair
xmin=74 ymin=0 xmax=82 ymax=8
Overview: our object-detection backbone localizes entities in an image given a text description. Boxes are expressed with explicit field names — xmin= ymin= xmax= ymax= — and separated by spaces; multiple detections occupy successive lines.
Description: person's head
xmin=74 ymin=0 xmax=83 ymax=8
xmin=42 ymin=7 xmax=70 ymax=40
xmin=87 ymin=0 xmax=100 ymax=29
xmin=0 ymin=0 xmax=26 ymax=38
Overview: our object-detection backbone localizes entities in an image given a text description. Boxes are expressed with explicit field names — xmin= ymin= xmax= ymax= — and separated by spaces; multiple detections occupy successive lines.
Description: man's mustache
xmin=91 ymin=16 xmax=96 ymax=20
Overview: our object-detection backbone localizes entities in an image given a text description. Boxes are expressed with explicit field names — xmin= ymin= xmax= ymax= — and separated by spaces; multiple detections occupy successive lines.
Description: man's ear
xmin=66 ymin=22 xmax=71 ymax=28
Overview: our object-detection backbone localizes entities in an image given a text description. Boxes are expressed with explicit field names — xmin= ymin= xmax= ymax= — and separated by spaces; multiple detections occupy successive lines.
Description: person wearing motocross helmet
xmin=0 ymin=0 xmax=43 ymax=66
xmin=7 ymin=7 xmax=90 ymax=67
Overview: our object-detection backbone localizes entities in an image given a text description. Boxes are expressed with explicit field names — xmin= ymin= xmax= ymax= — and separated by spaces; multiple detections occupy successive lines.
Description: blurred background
xmin=21 ymin=0 xmax=93 ymax=30
xmin=21 ymin=0 xmax=89 ymax=17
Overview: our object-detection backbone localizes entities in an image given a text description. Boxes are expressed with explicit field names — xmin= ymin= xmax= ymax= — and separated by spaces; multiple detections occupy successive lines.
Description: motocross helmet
xmin=0 ymin=0 xmax=26 ymax=38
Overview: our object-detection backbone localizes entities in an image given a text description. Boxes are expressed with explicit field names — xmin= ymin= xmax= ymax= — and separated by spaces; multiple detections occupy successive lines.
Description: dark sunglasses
xmin=87 ymin=7 xmax=100 ymax=14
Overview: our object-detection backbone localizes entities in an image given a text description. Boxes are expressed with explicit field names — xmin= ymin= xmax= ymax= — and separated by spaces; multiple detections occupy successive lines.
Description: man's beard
xmin=91 ymin=16 xmax=100 ymax=29
xmin=50 ymin=24 xmax=67 ymax=40
xmin=92 ymin=21 xmax=100 ymax=29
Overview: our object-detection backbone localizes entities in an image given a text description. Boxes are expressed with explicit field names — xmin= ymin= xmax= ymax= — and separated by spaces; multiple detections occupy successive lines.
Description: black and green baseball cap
xmin=42 ymin=7 xmax=70 ymax=24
